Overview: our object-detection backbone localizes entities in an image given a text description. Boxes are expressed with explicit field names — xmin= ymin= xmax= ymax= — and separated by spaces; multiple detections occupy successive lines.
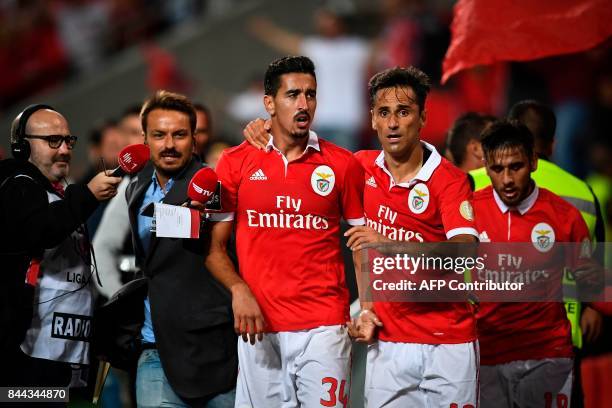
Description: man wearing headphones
xmin=0 ymin=104 xmax=121 ymax=388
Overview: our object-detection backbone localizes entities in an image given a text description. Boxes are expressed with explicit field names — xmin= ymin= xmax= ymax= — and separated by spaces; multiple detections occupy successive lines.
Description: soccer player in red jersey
xmin=205 ymin=56 xmax=365 ymax=407
xmin=242 ymin=66 xmax=480 ymax=407
xmin=471 ymin=120 xmax=592 ymax=407
xmin=344 ymin=67 xmax=480 ymax=408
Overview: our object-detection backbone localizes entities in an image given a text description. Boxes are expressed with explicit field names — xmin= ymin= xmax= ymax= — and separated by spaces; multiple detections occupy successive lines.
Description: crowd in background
xmin=0 ymin=0 xmax=247 ymax=109
xmin=1 ymin=0 xmax=611 ymax=179
xmin=1 ymin=2 xmax=610 ymax=254
xmin=0 ymin=0 xmax=608 ymax=261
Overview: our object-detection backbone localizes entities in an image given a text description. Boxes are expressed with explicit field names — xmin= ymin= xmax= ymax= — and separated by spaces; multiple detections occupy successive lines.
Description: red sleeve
xmin=340 ymin=154 xmax=365 ymax=226
xmin=437 ymin=171 xmax=478 ymax=239
xmin=353 ymin=150 xmax=367 ymax=167
xmin=209 ymin=151 xmax=239 ymax=221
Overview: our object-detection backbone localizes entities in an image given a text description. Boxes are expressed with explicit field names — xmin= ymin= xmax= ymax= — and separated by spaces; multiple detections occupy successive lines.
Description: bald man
xmin=1 ymin=105 xmax=120 ymax=389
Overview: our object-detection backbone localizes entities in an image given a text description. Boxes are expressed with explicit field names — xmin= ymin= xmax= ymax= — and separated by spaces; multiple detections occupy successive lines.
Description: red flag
xmin=442 ymin=0 xmax=612 ymax=84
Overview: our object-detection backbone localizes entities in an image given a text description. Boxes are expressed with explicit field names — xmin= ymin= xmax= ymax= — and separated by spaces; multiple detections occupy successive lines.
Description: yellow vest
xmin=470 ymin=159 xmax=598 ymax=349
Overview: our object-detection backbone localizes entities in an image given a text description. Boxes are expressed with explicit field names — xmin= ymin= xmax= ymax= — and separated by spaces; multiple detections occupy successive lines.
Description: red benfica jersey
xmin=355 ymin=142 xmax=478 ymax=344
xmin=212 ymin=132 xmax=365 ymax=332
xmin=473 ymin=185 xmax=590 ymax=365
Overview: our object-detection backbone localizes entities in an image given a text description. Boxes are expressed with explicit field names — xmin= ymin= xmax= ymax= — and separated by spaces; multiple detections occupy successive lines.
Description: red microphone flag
xmin=117 ymin=144 xmax=150 ymax=175
xmin=188 ymin=167 xmax=218 ymax=204
xmin=441 ymin=0 xmax=612 ymax=84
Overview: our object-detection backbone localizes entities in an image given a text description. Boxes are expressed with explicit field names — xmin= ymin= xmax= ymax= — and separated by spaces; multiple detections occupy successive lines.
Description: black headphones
xmin=10 ymin=104 xmax=55 ymax=161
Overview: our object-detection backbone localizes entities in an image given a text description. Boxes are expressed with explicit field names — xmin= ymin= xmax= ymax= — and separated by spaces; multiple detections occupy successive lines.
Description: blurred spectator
xmin=142 ymin=43 xmax=192 ymax=93
xmin=89 ymin=106 xmax=145 ymax=408
xmin=78 ymin=119 xmax=126 ymax=235
xmin=0 ymin=1 xmax=68 ymax=108
xmin=92 ymin=105 xmax=144 ymax=299
xmin=530 ymin=52 xmax=600 ymax=177
xmin=445 ymin=112 xmax=495 ymax=172
xmin=97 ymin=120 xmax=126 ymax=168
xmin=118 ymin=104 xmax=144 ymax=145
xmin=160 ymin=0 xmax=202 ymax=26
xmin=54 ymin=0 xmax=111 ymax=73
xmin=372 ymin=0 xmax=430 ymax=70
xmin=226 ymin=74 xmax=268 ymax=125
xmin=0 ymin=0 xmax=207 ymax=108
xmin=78 ymin=119 xmax=124 ymax=185
xmin=193 ymin=102 xmax=212 ymax=161
xmin=248 ymin=7 xmax=371 ymax=151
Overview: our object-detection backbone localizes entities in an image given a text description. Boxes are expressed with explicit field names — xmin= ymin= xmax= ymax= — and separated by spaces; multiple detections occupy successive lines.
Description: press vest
xmin=20 ymin=190 xmax=94 ymax=365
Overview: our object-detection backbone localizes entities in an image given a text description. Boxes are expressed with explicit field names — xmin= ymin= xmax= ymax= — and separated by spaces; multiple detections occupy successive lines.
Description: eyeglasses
xmin=25 ymin=134 xmax=78 ymax=149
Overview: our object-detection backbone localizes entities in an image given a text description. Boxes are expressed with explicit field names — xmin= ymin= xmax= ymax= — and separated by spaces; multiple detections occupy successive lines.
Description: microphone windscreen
xmin=188 ymin=167 xmax=218 ymax=203
xmin=117 ymin=144 xmax=150 ymax=175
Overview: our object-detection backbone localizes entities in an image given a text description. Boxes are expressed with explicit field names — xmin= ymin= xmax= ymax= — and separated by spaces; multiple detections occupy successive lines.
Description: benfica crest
xmin=317 ymin=178 xmax=330 ymax=192
xmin=413 ymin=196 xmax=424 ymax=209
xmin=408 ymin=183 xmax=429 ymax=214
xmin=311 ymin=165 xmax=335 ymax=196
xmin=531 ymin=222 xmax=555 ymax=252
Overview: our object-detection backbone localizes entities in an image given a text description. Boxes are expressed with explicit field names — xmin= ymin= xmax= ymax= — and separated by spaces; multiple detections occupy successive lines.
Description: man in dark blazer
xmin=126 ymin=90 xmax=237 ymax=407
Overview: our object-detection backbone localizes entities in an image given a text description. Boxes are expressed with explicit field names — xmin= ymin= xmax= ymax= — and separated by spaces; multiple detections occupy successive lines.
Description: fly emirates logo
xmin=246 ymin=195 xmax=329 ymax=230
xmin=366 ymin=205 xmax=424 ymax=242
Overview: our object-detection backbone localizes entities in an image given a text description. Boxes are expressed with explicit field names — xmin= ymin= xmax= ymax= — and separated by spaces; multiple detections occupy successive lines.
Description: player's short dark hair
xmin=481 ymin=120 xmax=535 ymax=162
xmin=140 ymin=90 xmax=196 ymax=134
xmin=446 ymin=112 xmax=494 ymax=166
xmin=508 ymin=100 xmax=556 ymax=144
xmin=368 ymin=66 xmax=431 ymax=111
xmin=264 ymin=56 xmax=316 ymax=96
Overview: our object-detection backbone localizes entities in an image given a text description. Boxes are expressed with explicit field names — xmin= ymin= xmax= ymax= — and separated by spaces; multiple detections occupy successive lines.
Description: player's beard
xmin=290 ymin=129 xmax=310 ymax=139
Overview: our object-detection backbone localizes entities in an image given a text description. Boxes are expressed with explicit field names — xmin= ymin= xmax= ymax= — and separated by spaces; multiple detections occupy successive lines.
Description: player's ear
xmin=469 ymin=140 xmax=484 ymax=161
xmin=371 ymin=109 xmax=376 ymax=130
xmin=483 ymin=153 xmax=492 ymax=175
xmin=264 ymin=95 xmax=275 ymax=116
xmin=530 ymin=152 xmax=538 ymax=172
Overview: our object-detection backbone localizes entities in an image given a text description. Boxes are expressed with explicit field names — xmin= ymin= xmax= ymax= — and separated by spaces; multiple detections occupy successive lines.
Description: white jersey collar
xmin=266 ymin=130 xmax=321 ymax=154
xmin=375 ymin=141 xmax=442 ymax=189
xmin=493 ymin=184 xmax=539 ymax=215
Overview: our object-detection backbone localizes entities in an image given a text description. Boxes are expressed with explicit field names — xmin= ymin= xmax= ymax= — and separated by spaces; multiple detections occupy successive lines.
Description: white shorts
xmin=480 ymin=358 xmax=573 ymax=408
xmin=365 ymin=340 xmax=479 ymax=408
xmin=235 ymin=325 xmax=351 ymax=408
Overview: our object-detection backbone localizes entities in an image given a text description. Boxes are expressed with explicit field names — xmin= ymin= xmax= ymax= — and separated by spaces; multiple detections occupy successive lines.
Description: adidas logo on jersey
xmin=249 ymin=169 xmax=267 ymax=181
xmin=479 ymin=231 xmax=490 ymax=242
xmin=366 ymin=176 xmax=377 ymax=188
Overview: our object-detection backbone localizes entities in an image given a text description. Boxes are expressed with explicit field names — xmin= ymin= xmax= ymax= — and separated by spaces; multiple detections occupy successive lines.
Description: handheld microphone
xmin=110 ymin=144 xmax=150 ymax=177
xmin=187 ymin=167 xmax=218 ymax=204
